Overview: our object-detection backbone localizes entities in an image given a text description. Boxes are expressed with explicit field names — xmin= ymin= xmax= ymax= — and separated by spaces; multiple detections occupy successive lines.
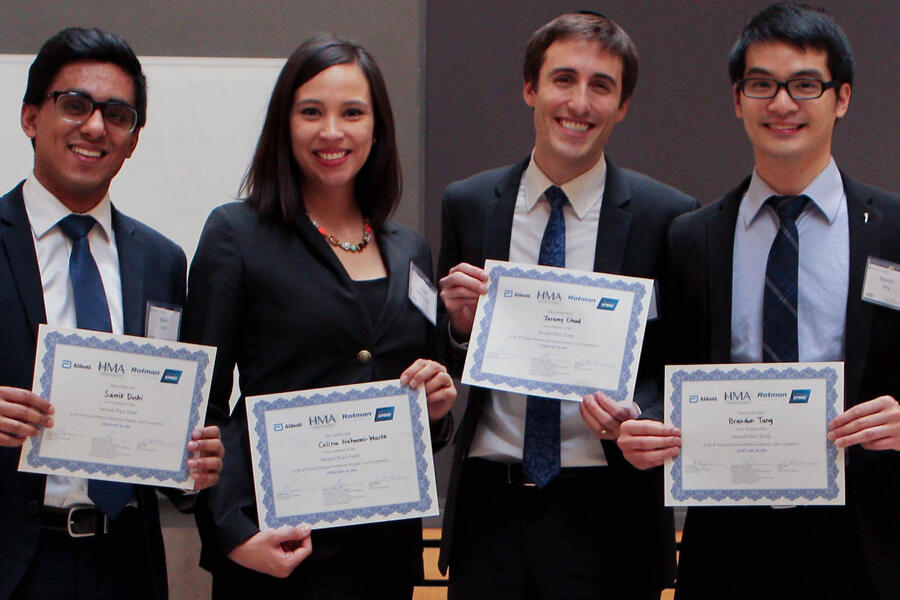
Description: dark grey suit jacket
xmin=0 ymin=182 xmax=187 ymax=600
xmin=436 ymin=156 xmax=697 ymax=591
xmin=667 ymin=174 xmax=900 ymax=599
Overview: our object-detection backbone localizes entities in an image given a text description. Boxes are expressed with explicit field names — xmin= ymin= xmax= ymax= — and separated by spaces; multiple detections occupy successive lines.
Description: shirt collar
xmin=522 ymin=152 xmax=606 ymax=219
xmin=22 ymin=172 xmax=114 ymax=241
xmin=740 ymin=157 xmax=844 ymax=228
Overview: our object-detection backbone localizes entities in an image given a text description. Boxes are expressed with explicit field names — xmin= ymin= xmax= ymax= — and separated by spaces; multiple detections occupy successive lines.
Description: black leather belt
xmin=40 ymin=505 xmax=109 ymax=537
xmin=466 ymin=457 xmax=600 ymax=487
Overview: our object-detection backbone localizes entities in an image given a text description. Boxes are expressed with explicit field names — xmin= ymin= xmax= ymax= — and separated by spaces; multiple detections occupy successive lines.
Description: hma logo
xmin=724 ymin=391 xmax=751 ymax=403
xmin=374 ymin=407 xmax=395 ymax=422
xmin=536 ymin=290 xmax=562 ymax=303
xmin=98 ymin=361 xmax=125 ymax=374
xmin=789 ymin=389 xmax=811 ymax=404
xmin=160 ymin=369 xmax=182 ymax=384
xmin=309 ymin=414 xmax=336 ymax=426
xmin=597 ymin=298 xmax=618 ymax=311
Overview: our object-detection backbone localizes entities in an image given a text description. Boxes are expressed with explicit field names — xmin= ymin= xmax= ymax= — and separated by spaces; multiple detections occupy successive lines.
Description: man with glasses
xmin=617 ymin=3 xmax=900 ymax=599
xmin=0 ymin=27 xmax=223 ymax=599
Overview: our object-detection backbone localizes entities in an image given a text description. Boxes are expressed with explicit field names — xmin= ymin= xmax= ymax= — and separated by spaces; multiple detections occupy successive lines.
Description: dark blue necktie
xmin=762 ymin=195 xmax=809 ymax=363
xmin=58 ymin=214 xmax=134 ymax=519
xmin=522 ymin=185 xmax=567 ymax=488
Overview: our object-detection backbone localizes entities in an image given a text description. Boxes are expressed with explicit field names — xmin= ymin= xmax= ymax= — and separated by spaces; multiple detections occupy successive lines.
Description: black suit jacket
xmin=436 ymin=156 xmax=697 ymax=589
xmin=667 ymin=174 xmax=900 ymax=599
xmin=184 ymin=202 xmax=451 ymax=586
xmin=0 ymin=182 xmax=187 ymax=600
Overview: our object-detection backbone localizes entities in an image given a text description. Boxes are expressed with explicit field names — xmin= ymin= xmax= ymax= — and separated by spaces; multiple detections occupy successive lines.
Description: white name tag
xmin=408 ymin=261 xmax=437 ymax=325
xmin=145 ymin=301 xmax=182 ymax=340
xmin=861 ymin=257 xmax=900 ymax=311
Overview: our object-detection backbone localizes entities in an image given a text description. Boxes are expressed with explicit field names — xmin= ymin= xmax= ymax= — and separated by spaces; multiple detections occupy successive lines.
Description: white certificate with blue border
xmin=246 ymin=380 xmax=438 ymax=530
xmin=18 ymin=325 xmax=215 ymax=490
xmin=461 ymin=260 xmax=653 ymax=403
xmin=664 ymin=362 xmax=845 ymax=506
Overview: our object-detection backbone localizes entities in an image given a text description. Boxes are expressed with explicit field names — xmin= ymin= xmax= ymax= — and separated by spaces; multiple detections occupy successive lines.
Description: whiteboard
xmin=0 ymin=54 xmax=285 ymax=261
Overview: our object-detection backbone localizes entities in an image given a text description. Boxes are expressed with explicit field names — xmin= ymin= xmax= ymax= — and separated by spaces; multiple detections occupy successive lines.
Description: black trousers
xmin=448 ymin=458 xmax=662 ymax=600
xmin=11 ymin=508 xmax=155 ymax=600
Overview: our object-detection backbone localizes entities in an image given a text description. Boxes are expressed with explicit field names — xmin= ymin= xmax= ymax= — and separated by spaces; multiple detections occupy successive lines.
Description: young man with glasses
xmin=618 ymin=3 xmax=900 ymax=599
xmin=0 ymin=27 xmax=223 ymax=599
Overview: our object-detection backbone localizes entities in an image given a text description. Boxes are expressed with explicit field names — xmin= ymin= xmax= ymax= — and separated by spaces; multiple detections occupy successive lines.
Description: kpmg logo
xmin=160 ymin=369 xmax=182 ymax=384
xmin=62 ymin=360 xmax=73 ymax=369
xmin=789 ymin=389 xmax=811 ymax=404
xmin=536 ymin=290 xmax=562 ymax=303
xmin=597 ymin=297 xmax=619 ymax=311
xmin=374 ymin=407 xmax=395 ymax=422
xmin=724 ymin=391 xmax=752 ymax=404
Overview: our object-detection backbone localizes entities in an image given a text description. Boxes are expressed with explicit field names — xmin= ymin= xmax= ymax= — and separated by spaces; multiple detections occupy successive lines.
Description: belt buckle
xmin=66 ymin=505 xmax=107 ymax=538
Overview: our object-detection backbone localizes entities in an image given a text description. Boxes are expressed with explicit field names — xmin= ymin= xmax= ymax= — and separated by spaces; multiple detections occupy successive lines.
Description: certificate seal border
xmin=468 ymin=264 xmax=646 ymax=400
xmin=29 ymin=330 xmax=210 ymax=482
xmin=668 ymin=365 xmax=841 ymax=502
xmin=252 ymin=383 xmax=434 ymax=529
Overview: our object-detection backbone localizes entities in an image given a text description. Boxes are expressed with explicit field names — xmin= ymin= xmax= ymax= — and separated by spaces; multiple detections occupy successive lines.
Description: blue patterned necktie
xmin=522 ymin=185 xmax=567 ymax=488
xmin=762 ymin=195 xmax=809 ymax=363
xmin=58 ymin=214 xmax=134 ymax=519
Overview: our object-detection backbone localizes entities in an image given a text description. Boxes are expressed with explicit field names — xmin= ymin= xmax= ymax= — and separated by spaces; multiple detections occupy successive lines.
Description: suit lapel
xmin=372 ymin=223 xmax=412 ymax=340
xmin=593 ymin=158 xmax=632 ymax=274
xmin=709 ymin=180 xmax=746 ymax=363
xmin=0 ymin=183 xmax=47 ymax=338
xmin=483 ymin=158 xmax=528 ymax=262
xmin=113 ymin=208 xmax=146 ymax=336
xmin=842 ymin=175 xmax=880 ymax=407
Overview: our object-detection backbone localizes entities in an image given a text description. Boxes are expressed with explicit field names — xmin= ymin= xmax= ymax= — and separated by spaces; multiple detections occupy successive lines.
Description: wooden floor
xmin=413 ymin=529 xmax=680 ymax=600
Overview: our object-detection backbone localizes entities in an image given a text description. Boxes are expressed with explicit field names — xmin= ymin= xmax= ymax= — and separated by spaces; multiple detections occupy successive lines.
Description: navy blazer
xmin=436 ymin=156 xmax=697 ymax=591
xmin=184 ymin=201 xmax=451 ymax=586
xmin=0 ymin=182 xmax=187 ymax=600
xmin=667 ymin=174 xmax=900 ymax=599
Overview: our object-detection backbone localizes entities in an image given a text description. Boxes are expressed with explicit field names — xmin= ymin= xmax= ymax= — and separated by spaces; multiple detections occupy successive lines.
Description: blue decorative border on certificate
xmin=28 ymin=330 xmax=210 ymax=482
xmin=251 ymin=383 xmax=434 ymax=529
xmin=668 ymin=366 xmax=841 ymax=502
xmin=468 ymin=265 xmax=646 ymax=400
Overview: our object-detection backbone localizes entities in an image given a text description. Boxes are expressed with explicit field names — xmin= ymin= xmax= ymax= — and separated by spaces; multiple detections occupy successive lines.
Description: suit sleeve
xmin=435 ymin=185 xmax=469 ymax=378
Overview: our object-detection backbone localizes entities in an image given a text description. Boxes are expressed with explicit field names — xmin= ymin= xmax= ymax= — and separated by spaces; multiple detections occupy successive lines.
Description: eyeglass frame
xmin=46 ymin=90 xmax=139 ymax=133
xmin=737 ymin=77 xmax=841 ymax=101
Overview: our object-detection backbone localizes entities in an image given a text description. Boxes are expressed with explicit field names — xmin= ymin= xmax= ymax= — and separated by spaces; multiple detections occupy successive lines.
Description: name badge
xmin=861 ymin=257 xmax=900 ymax=311
xmin=408 ymin=261 xmax=437 ymax=325
xmin=145 ymin=301 xmax=183 ymax=340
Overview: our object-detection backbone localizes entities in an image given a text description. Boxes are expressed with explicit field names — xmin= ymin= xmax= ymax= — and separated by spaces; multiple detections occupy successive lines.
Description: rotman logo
xmin=374 ymin=407 xmax=395 ymax=422
xmin=161 ymin=369 xmax=182 ymax=384
xmin=597 ymin=298 xmax=618 ymax=311
xmin=62 ymin=360 xmax=72 ymax=369
xmin=789 ymin=389 xmax=811 ymax=404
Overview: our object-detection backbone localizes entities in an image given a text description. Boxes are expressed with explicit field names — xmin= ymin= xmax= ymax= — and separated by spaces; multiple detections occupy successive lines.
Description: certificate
xmin=664 ymin=362 xmax=845 ymax=506
xmin=246 ymin=380 xmax=439 ymax=530
xmin=19 ymin=325 xmax=216 ymax=489
xmin=461 ymin=260 xmax=653 ymax=403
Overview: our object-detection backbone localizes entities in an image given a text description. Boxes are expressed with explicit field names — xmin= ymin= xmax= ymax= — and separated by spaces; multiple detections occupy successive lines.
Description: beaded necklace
xmin=308 ymin=216 xmax=372 ymax=252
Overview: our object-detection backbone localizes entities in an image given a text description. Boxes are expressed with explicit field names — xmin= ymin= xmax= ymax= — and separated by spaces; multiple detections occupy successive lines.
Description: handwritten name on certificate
xmin=461 ymin=260 xmax=653 ymax=403
xmin=246 ymin=380 xmax=439 ymax=530
xmin=664 ymin=362 xmax=845 ymax=506
xmin=19 ymin=325 xmax=215 ymax=489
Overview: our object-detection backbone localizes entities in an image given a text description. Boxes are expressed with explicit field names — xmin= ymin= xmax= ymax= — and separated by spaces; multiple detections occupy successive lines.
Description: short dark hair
xmin=24 ymin=27 xmax=147 ymax=129
xmin=728 ymin=3 xmax=854 ymax=86
xmin=523 ymin=12 xmax=638 ymax=105
xmin=243 ymin=34 xmax=400 ymax=228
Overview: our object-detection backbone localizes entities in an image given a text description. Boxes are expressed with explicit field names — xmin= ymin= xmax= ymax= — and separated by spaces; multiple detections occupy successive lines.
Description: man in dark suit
xmin=0 ymin=28 xmax=223 ymax=600
xmin=618 ymin=4 xmax=900 ymax=599
xmin=437 ymin=12 xmax=696 ymax=599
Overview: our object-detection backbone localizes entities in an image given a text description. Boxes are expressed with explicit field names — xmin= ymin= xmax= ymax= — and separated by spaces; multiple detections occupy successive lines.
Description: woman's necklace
xmin=308 ymin=216 xmax=372 ymax=252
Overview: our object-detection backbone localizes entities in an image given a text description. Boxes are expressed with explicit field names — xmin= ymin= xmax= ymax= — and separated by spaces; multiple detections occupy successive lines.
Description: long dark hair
xmin=242 ymin=34 xmax=401 ymax=228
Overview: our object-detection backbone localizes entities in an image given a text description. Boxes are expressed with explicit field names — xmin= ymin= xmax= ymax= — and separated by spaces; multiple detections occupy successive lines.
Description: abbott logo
xmin=789 ymin=390 xmax=811 ymax=404
xmin=160 ymin=369 xmax=182 ymax=384
xmin=62 ymin=360 xmax=73 ymax=369
xmin=273 ymin=423 xmax=284 ymax=432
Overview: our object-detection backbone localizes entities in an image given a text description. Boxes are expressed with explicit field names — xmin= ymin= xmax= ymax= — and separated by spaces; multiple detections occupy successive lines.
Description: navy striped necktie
xmin=762 ymin=195 xmax=809 ymax=363
xmin=58 ymin=214 xmax=134 ymax=519
xmin=522 ymin=185 xmax=567 ymax=488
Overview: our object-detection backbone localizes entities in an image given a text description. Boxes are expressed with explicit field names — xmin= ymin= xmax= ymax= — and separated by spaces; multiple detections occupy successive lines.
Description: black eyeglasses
xmin=47 ymin=90 xmax=139 ymax=133
xmin=738 ymin=78 xmax=840 ymax=100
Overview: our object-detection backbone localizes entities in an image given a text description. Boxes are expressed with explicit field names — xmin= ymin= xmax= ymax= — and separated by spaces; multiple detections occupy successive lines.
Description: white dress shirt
xmin=468 ymin=154 xmax=610 ymax=466
xmin=22 ymin=173 xmax=123 ymax=508
xmin=731 ymin=158 xmax=849 ymax=363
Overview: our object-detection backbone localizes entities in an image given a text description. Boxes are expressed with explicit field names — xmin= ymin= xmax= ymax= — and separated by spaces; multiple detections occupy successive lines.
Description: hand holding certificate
xmin=246 ymin=379 xmax=439 ymax=530
xmin=664 ymin=362 xmax=845 ymax=506
xmin=18 ymin=325 xmax=216 ymax=490
xmin=461 ymin=260 xmax=653 ymax=403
